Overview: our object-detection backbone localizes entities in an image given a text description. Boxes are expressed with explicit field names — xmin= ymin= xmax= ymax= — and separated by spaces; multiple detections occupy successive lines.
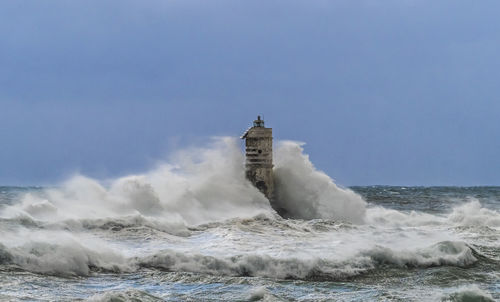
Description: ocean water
xmin=0 ymin=139 xmax=498 ymax=301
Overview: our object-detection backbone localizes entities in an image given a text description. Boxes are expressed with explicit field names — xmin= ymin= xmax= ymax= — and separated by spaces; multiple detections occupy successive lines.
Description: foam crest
xmin=248 ymin=287 xmax=277 ymax=302
xmin=0 ymin=217 xmax=480 ymax=281
xmin=1 ymin=138 xmax=273 ymax=228
xmin=443 ymin=285 xmax=494 ymax=302
xmin=273 ymin=141 xmax=367 ymax=223
xmin=365 ymin=199 xmax=500 ymax=229
xmin=137 ymin=240 xmax=477 ymax=281
xmin=362 ymin=241 xmax=477 ymax=268
xmin=0 ymin=240 xmax=130 ymax=276
xmin=447 ymin=199 xmax=500 ymax=227
xmin=1 ymin=137 xmax=374 ymax=229
xmin=365 ymin=206 xmax=446 ymax=227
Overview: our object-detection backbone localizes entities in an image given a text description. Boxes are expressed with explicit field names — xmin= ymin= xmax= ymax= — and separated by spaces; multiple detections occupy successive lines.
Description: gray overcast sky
xmin=1 ymin=0 xmax=499 ymax=186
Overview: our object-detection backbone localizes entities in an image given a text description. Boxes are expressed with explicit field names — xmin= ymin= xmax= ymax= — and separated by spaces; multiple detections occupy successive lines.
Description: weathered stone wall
xmin=244 ymin=127 xmax=273 ymax=200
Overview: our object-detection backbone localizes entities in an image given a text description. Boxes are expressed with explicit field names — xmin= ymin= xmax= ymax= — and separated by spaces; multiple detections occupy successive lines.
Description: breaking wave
xmin=0 ymin=241 xmax=130 ymax=276
xmin=3 ymin=137 xmax=497 ymax=232
xmin=273 ymin=141 xmax=367 ymax=223
xmin=447 ymin=199 xmax=500 ymax=227
xmin=0 ymin=138 xmax=369 ymax=229
xmin=442 ymin=285 xmax=495 ymax=302
xmin=365 ymin=199 xmax=500 ymax=228
xmin=88 ymin=289 xmax=164 ymax=302
xmin=137 ymin=240 xmax=478 ymax=280
xmin=0 ymin=138 xmax=271 ymax=229
xmin=0 ymin=239 xmax=480 ymax=279
xmin=0 ymin=135 xmax=499 ymax=301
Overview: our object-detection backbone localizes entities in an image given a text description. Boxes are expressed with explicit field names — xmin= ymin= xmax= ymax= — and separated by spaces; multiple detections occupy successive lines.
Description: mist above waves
xmin=1 ymin=137 xmax=367 ymax=226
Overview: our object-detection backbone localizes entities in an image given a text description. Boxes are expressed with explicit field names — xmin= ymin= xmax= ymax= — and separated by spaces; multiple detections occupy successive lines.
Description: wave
xmin=0 ymin=138 xmax=273 ymax=227
xmin=87 ymin=287 xmax=278 ymax=302
xmin=88 ymin=289 xmax=164 ymax=302
xmin=447 ymin=199 xmax=500 ymax=227
xmin=0 ymin=241 xmax=131 ymax=276
xmin=0 ymin=239 xmax=479 ymax=279
xmin=5 ymin=137 xmax=497 ymax=231
xmin=365 ymin=199 xmax=500 ymax=229
xmin=273 ymin=141 xmax=367 ymax=223
xmin=2 ymin=137 xmax=498 ymax=233
xmin=442 ymin=285 xmax=495 ymax=302
xmin=248 ymin=287 xmax=279 ymax=302
xmin=2 ymin=199 xmax=498 ymax=245
xmin=361 ymin=241 xmax=478 ymax=268
xmin=0 ymin=214 xmax=190 ymax=237
xmin=137 ymin=240 xmax=478 ymax=281
xmin=0 ymin=138 xmax=371 ymax=233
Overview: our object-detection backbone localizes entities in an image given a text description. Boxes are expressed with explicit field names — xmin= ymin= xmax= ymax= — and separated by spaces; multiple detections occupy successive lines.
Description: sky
xmin=1 ymin=0 xmax=499 ymax=186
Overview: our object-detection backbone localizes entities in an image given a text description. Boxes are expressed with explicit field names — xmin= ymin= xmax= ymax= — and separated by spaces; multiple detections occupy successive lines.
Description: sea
xmin=0 ymin=139 xmax=498 ymax=301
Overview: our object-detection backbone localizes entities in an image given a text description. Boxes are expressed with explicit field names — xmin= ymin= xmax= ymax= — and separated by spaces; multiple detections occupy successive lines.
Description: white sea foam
xmin=9 ymin=138 xmax=497 ymax=232
xmin=248 ymin=286 xmax=270 ymax=301
xmin=136 ymin=240 xmax=476 ymax=280
xmin=0 ymin=137 xmax=497 ymax=286
xmin=0 ymin=138 xmax=372 ymax=229
xmin=0 ymin=238 xmax=130 ymax=276
xmin=273 ymin=141 xmax=367 ymax=223
xmin=88 ymin=289 xmax=164 ymax=302
xmin=0 ymin=138 xmax=273 ymax=229
xmin=365 ymin=206 xmax=447 ymax=227
xmin=365 ymin=199 xmax=500 ymax=229
xmin=360 ymin=241 xmax=477 ymax=268
xmin=447 ymin=199 xmax=500 ymax=227
xmin=0 ymin=221 xmax=479 ymax=279
xmin=442 ymin=285 xmax=495 ymax=302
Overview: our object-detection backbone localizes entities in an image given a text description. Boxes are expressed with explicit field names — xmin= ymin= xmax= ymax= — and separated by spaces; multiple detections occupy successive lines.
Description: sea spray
xmin=1 ymin=138 xmax=370 ymax=226
xmin=0 ymin=234 xmax=131 ymax=276
xmin=0 ymin=139 xmax=499 ymax=300
xmin=1 ymin=138 xmax=273 ymax=227
xmin=273 ymin=140 xmax=367 ymax=223
xmin=0 ymin=237 xmax=479 ymax=279
xmin=447 ymin=199 xmax=500 ymax=227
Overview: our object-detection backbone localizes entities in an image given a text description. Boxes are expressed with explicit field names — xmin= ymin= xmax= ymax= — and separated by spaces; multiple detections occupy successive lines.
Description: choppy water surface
xmin=0 ymin=140 xmax=498 ymax=301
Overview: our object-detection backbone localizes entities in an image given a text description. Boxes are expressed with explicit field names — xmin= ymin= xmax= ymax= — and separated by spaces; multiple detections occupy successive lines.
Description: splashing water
xmin=0 ymin=137 xmax=498 ymax=301
xmin=2 ymin=138 xmax=368 ymax=227
xmin=273 ymin=140 xmax=367 ymax=223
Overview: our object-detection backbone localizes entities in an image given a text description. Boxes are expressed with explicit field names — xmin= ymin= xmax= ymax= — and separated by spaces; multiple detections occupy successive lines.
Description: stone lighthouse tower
xmin=241 ymin=116 xmax=274 ymax=200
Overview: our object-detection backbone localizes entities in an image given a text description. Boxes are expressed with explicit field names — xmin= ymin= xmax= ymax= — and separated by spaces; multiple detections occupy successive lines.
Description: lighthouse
xmin=241 ymin=116 xmax=274 ymax=200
